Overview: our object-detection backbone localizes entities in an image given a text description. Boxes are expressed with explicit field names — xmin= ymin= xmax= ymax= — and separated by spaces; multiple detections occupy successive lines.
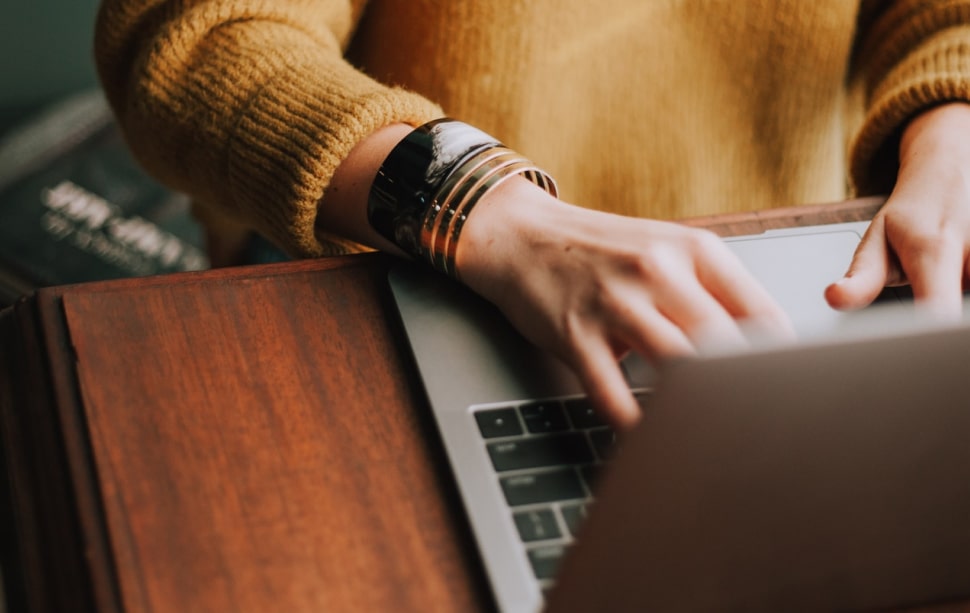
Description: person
xmin=94 ymin=1 xmax=970 ymax=427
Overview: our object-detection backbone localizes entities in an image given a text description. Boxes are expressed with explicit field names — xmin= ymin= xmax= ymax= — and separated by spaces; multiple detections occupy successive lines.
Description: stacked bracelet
xmin=367 ymin=118 xmax=558 ymax=279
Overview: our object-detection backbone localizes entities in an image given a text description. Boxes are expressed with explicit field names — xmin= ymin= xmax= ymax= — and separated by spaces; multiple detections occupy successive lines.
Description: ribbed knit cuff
xmin=226 ymin=54 xmax=442 ymax=257
xmin=850 ymin=24 xmax=970 ymax=195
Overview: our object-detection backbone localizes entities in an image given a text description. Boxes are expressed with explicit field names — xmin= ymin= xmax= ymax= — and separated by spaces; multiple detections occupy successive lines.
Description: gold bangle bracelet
xmin=421 ymin=147 xmax=519 ymax=265
xmin=425 ymin=150 xmax=531 ymax=273
xmin=368 ymin=118 xmax=557 ymax=278
xmin=441 ymin=160 xmax=542 ymax=277
xmin=421 ymin=151 xmax=556 ymax=278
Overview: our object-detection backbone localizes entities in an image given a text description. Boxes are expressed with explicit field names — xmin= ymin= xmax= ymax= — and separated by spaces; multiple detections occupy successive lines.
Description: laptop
xmin=387 ymin=218 xmax=970 ymax=612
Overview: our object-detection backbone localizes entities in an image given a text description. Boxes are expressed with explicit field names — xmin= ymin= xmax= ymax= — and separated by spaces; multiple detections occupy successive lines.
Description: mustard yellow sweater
xmin=95 ymin=0 xmax=970 ymax=257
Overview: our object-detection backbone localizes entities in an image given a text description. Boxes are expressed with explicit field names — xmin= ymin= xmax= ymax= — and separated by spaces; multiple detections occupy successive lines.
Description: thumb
xmin=825 ymin=217 xmax=893 ymax=310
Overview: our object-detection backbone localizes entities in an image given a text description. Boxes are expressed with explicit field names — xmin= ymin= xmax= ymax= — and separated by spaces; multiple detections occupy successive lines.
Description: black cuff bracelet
xmin=367 ymin=118 xmax=501 ymax=260
xmin=367 ymin=118 xmax=557 ymax=278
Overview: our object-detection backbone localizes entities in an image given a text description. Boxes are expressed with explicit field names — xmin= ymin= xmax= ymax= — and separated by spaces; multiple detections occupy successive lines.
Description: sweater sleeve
xmin=849 ymin=0 xmax=970 ymax=196
xmin=94 ymin=0 xmax=443 ymax=257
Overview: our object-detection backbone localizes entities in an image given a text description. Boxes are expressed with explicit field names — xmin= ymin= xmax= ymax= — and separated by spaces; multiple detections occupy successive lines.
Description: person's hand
xmin=456 ymin=178 xmax=793 ymax=429
xmin=826 ymin=103 xmax=970 ymax=316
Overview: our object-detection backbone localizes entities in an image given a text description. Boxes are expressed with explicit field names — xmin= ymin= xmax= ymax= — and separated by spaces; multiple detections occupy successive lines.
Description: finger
xmin=567 ymin=335 xmax=641 ymax=430
xmin=603 ymin=290 xmax=695 ymax=361
xmin=899 ymin=229 xmax=965 ymax=318
xmin=825 ymin=216 xmax=895 ymax=310
xmin=693 ymin=241 xmax=794 ymax=338
xmin=652 ymin=276 xmax=749 ymax=352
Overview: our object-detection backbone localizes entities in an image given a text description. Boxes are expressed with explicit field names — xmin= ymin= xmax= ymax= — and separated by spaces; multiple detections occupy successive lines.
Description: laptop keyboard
xmin=473 ymin=391 xmax=651 ymax=589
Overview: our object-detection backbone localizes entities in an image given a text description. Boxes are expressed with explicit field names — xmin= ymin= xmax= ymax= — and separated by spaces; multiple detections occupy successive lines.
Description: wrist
xmin=364 ymin=118 xmax=557 ymax=277
xmin=317 ymin=123 xmax=414 ymax=256
xmin=456 ymin=177 xmax=575 ymax=294
xmin=900 ymin=102 xmax=970 ymax=162
xmin=895 ymin=102 xmax=970 ymax=197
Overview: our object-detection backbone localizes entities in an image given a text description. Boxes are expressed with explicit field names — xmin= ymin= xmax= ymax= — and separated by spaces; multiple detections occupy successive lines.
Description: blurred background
xmin=0 ymin=0 xmax=101 ymax=135
xmin=0 ymin=0 xmax=216 ymax=310
xmin=0 ymin=0 xmax=282 ymax=278
xmin=0 ymin=7 xmax=105 ymax=608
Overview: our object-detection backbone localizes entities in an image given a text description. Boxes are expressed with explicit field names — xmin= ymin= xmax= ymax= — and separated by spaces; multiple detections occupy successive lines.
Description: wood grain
xmin=56 ymin=254 xmax=491 ymax=612
xmin=681 ymin=196 xmax=886 ymax=236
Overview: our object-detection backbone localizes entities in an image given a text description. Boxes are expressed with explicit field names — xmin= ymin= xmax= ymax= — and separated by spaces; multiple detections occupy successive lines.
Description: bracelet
xmin=367 ymin=118 xmax=557 ymax=279
xmin=430 ymin=148 xmax=548 ymax=276
xmin=368 ymin=119 xmax=500 ymax=260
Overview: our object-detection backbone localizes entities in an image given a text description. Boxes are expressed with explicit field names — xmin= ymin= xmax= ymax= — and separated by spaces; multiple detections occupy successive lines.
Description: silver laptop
xmin=388 ymin=219 xmax=970 ymax=612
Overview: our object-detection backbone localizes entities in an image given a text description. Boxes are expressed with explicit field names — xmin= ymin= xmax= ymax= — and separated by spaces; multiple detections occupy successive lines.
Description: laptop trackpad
xmin=625 ymin=228 xmax=881 ymax=388
xmin=726 ymin=229 xmax=876 ymax=336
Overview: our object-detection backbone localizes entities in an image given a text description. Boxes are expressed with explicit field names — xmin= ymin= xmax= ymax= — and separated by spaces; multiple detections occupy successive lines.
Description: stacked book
xmin=0 ymin=89 xmax=209 ymax=306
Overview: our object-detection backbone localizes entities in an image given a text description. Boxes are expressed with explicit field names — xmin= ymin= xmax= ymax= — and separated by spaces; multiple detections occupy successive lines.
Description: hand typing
xmin=457 ymin=177 xmax=793 ymax=428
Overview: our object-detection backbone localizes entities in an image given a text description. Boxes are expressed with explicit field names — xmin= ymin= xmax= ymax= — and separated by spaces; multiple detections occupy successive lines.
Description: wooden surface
xmin=1 ymin=254 xmax=493 ymax=612
xmin=64 ymin=255 xmax=494 ymax=612
xmin=680 ymin=195 xmax=885 ymax=235
xmin=4 ymin=196 xmax=956 ymax=613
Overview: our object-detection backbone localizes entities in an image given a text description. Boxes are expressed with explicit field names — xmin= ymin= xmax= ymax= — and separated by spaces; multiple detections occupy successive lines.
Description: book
xmin=0 ymin=89 xmax=209 ymax=306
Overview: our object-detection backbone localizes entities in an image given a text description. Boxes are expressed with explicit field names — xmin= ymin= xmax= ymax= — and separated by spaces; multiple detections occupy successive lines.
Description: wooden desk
xmin=0 ymin=199 xmax=889 ymax=612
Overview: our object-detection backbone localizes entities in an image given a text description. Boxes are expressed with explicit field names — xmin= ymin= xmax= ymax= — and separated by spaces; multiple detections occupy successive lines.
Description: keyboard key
xmin=528 ymin=545 xmax=567 ymax=580
xmin=487 ymin=433 xmax=594 ymax=472
xmin=520 ymin=401 xmax=569 ymax=433
xmin=474 ymin=407 xmax=523 ymax=438
xmin=564 ymin=397 xmax=605 ymax=429
xmin=589 ymin=428 xmax=617 ymax=461
xmin=560 ymin=503 xmax=588 ymax=537
xmin=579 ymin=464 xmax=602 ymax=491
xmin=500 ymin=469 xmax=586 ymax=506
xmin=513 ymin=508 xmax=561 ymax=542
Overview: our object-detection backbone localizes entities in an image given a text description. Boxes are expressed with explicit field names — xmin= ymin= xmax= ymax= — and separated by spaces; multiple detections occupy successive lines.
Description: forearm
xmin=316 ymin=123 xmax=414 ymax=257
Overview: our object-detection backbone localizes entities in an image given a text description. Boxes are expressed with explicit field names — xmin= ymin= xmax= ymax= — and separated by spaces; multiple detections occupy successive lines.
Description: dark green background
xmin=0 ymin=1 xmax=102 ymax=134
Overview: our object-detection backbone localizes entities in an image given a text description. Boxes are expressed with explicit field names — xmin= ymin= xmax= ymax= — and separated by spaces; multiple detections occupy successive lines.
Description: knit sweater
xmin=95 ymin=0 xmax=970 ymax=258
